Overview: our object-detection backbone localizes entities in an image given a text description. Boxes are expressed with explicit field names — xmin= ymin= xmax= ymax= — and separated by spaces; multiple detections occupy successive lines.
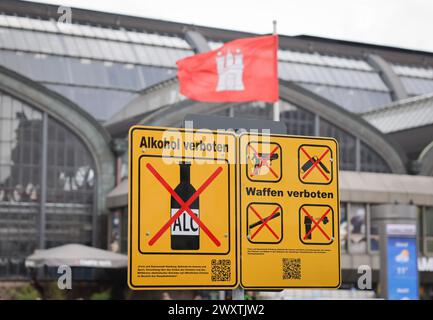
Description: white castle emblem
xmin=215 ymin=49 xmax=245 ymax=92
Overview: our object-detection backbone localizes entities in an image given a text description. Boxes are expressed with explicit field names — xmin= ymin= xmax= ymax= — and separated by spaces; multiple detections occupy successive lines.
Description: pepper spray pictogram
xmin=304 ymin=215 xmax=329 ymax=240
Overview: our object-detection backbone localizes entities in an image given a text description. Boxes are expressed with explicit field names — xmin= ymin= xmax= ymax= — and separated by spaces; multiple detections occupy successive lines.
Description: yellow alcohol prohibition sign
xmin=128 ymin=126 xmax=238 ymax=290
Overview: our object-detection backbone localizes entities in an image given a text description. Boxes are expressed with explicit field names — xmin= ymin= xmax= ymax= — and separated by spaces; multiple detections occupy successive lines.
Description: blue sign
xmin=387 ymin=236 xmax=419 ymax=300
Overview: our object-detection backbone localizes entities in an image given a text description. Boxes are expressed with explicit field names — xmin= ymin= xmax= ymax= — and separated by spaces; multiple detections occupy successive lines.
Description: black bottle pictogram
xmin=304 ymin=216 xmax=312 ymax=240
xmin=171 ymin=162 xmax=200 ymax=250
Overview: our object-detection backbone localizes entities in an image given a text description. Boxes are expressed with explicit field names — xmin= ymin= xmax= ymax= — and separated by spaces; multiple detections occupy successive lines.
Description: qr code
xmin=282 ymin=258 xmax=301 ymax=280
xmin=211 ymin=259 xmax=231 ymax=282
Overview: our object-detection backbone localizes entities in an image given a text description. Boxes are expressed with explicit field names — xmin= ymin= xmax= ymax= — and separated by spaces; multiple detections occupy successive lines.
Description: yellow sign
xmin=239 ymin=133 xmax=340 ymax=289
xmin=128 ymin=126 xmax=238 ymax=290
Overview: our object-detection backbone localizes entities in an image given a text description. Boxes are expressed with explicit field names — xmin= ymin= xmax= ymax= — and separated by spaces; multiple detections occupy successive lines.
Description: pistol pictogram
xmin=250 ymin=153 xmax=279 ymax=176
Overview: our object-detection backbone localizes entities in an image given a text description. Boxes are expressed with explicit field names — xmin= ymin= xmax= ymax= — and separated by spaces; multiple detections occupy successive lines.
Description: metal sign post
xmin=184 ymin=114 xmax=287 ymax=300
xmin=232 ymin=286 xmax=245 ymax=300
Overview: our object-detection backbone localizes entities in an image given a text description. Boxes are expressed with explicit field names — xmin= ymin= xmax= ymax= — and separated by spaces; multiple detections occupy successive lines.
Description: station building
xmin=1 ymin=0 xmax=433 ymax=298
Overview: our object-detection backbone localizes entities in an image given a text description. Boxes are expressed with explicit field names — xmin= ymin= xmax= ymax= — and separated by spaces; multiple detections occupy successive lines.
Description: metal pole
xmin=314 ymin=114 xmax=320 ymax=136
xmin=355 ymin=137 xmax=361 ymax=172
xmin=273 ymin=102 xmax=280 ymax=121
xmin=39 ymin=112 xmax=48 ymax=249
xmin=272 ymin=20 xmax=280 ymax=122
xmin=232 ymin=286 xmax=245 ymax=300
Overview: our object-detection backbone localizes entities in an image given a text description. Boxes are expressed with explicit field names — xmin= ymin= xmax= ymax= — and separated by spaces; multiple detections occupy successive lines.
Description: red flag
xmin=176 ymin=35 xmax=278 ymax=103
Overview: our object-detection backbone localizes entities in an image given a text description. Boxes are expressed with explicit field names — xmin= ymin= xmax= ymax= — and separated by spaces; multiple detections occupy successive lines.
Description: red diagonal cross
xmin=249 ymin=205 xmax=279 ymax=240
xmin=249 ymin=144 xmax=279 ymax=178
xmin=146 ymin=163 xmax=222 ymax=247
xmin=251 ymin=206 xmax=280 ymax=240
xmin=300 ymin=147 xmax=330 ymax=181
xmin=302 ymin=207 xmax=332 ymax=241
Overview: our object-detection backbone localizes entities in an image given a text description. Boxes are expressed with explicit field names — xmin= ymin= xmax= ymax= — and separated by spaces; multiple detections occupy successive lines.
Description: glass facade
xmin=0 ymin=50 xmax=176 ymax=122
xmin=369 ymin=219 xmax=380 ymax=252
xmin=45 ymin=84 xmax=137 ymax=122
xmin=340 ymin=202 xmax=348 ymax=252
xmin=279 ymin=61 xmax=387 ymax=91
xmin=424 ymin=207 xmax=433 ymax=254
xmin=109 ymin=208 xmax=128 ymax=255
xmin=278 ymin=49 xmax=392 ymax=113
xmin=280 ymin=101 xmax=315 ymax=136
xmin=231 ymin=102 xmax=272 ymax=120
xmin=360 ymin=142 xmax=391 ymax=173
xmin=0 ymin=91 xmax=96 ymax=277
xmin=320 ymin=119 xmax=356 ymax=171
xmin=301 ymin=83 xmax=392 ymax=113
xmin=0 ymin=14 xmax=186 ymax=123
xmin=45 ymin=117 xmax=95 ymax=248
xmin=348 ymin=204 xmax=367 ymax=254
xmin=392 ymin=64 xmax=433 ymax=96
xmin=0 ymin=26 xmax=193 ymax=67
xmin=340 ymin=203 xmax=433 ymax=255
xmin=0 ymin=92 xmax=41 ymax=277
xmin=0 ymin=14 xmax=404 ymax=123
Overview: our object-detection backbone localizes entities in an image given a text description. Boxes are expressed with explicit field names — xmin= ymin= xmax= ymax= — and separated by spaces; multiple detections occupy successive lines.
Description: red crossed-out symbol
xmin=250 ymin=205 xmax=280 ymax=240
xmin=300 ymin=147 xmax=330 ymax=181
xmin=248 ymin=144 xmax=279 ymax=178
xmin=301 ymin=206 xmax=332 ymax=241
xmin=146 ymin=163 xmax=222 ymax=247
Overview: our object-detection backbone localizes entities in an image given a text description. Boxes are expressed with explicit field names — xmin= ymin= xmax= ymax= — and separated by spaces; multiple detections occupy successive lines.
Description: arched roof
xmin=2 ymin=0 xmax=433 ymax=120
xmin=279 ymin=81 xmax=407 ymax=174
xmin=0 ymin=64 xmax=115 ymax=212
xmin=419 ymin=141 xmax=433 ymax=176
xmin=133 ymin=79 xmax=407 ymax=174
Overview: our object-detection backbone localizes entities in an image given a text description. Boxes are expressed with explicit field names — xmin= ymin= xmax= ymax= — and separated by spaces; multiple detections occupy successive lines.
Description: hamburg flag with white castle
xmin=176 ymin=35 xmax=278 ymax=102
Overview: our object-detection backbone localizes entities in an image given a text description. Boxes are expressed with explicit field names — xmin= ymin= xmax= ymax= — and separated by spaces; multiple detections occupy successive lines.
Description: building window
xmin=120 ymin=151 xmax=128 ymax=181
xmin=280 ymin=100 xmax=315 ymax=136
xmin=0 ymin=94 xmax=43 ymax=203
xmin=109 ymin=210 xmax=121 ymax=253
xmin=0 ymin=90 xmax=96 ymax=277
xmin=369 ymin=216 xmax=380 ymax=252
xmin=360 ymin=142 xmax=391 ymax=173
xmin=340 ymin=202 xmax=348 ymax=252
xmin=423 ymin=207 xmax=433 ymax=255
xmin=0 ymin=92 xmax=42 ymax=277
xmin=418 ymin=206 xmax=423 ymax=254
xmin=232 ymin=102 xmax=272 ymax=120
xmin=45 ymin=117 xmax=95 ymax=248
xmin=212 ymin=107 xmax=231 ymax=117
xmin=349 ymin=203 xmax=367 ymax=253
xmin=319 ymin=119 xmax=356 ymax=171
xmin=120 ymin=208 xmax=128 ymax=254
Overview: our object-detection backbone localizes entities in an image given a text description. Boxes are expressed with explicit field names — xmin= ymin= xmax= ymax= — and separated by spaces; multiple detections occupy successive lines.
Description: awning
xmin=25 ymin=244 xmax=127 ymax=268
xmin=339 ymin=171 xmax=433 ymax=205
xmin=106 ymin=179 xmax=128 ymax=209
xmin=362 ymin=93 xmax=433 ymax=134
xmin=107 ymin=171 xmax=433 ymax=208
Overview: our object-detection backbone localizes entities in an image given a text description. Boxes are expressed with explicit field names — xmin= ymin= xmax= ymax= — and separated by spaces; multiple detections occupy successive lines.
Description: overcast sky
xmin=30 ymin=0 xmax=433 ymax=52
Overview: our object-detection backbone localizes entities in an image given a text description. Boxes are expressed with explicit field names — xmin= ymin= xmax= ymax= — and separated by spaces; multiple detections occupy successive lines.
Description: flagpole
xmin=272 ymin=20 xmax=280 ymax=122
